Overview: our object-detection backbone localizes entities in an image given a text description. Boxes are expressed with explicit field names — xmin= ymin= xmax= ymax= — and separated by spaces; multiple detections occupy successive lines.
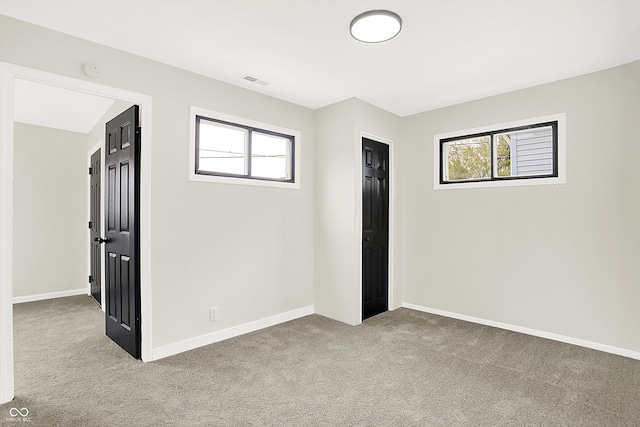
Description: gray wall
xmin=13 ymin=123 xmax=87 ymax=297
xmin=1 ymin=15 xmax=316 ymax=350
xmin=400 ymin=61 xmax=640 ymax=352
xmin=314 ymin=98 xmax=402 ymax=325
xmin=314 ymin=99 xmax=359 ymax=324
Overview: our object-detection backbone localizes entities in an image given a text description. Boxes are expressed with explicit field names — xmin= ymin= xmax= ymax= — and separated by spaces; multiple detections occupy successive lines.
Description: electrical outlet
xmin=209 ymin=307 xmax=218 ymax=322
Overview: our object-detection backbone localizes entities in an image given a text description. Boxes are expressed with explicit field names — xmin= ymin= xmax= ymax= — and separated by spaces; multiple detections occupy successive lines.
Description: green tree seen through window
xmin=446 ymin=136 xmax=490 ymax=181
xmin=446 ymin=134 xmax=512 ymax=180
xmin=496 ymin=134 xmax=511 ymax=177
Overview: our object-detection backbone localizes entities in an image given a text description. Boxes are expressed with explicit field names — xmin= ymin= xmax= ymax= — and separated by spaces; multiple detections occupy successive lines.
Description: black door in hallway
xmin=362 ymin=138 xmax=389 ymax=320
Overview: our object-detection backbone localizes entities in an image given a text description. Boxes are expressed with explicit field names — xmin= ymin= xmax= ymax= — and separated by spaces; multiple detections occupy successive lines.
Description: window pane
xmin=444 ymin=136 xmax=491 ymax=181
xmin=251 ymin=132 xmax=290 ymax=180
xmin=198 ymin=120 xmax=247 ymax=175
xmin=495 ymin=134 xmax=511 ymax=177
xmin=495 ymin=126 xmax=553 ymax=177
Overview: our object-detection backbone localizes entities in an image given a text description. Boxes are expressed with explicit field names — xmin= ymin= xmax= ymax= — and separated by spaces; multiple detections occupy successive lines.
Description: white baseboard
xmin=152 ymin=305 xmax=315 ymax=361
xmin=13 ymin=288 xmax=88 ymax=304
xmin=402 ymin=302 xmax=640 ymax=361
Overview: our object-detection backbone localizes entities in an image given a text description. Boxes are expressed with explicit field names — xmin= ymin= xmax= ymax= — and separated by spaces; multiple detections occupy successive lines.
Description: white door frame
xmin=355 ymin=131 xmax=396 ymax=323
xmin=0 ymin=62 xmax=154 ymax=404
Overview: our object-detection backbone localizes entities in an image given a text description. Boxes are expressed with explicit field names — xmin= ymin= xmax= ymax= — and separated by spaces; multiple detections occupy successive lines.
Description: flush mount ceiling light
xmin=350 ymin=10 xmax=402 ymax=43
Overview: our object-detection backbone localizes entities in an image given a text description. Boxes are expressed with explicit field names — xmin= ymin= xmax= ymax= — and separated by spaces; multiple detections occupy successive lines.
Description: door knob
xmin=364 ymin=237 xmax=371 ymax=241
xmin=95 ymin=237 xmax=109 ymax=244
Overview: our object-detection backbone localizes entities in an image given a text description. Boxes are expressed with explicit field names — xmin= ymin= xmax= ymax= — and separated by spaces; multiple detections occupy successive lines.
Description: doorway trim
xmin=0 ymin=62 xmax=154 ymax=404
xmin=355 ymin=131 xmax=395 ymax=323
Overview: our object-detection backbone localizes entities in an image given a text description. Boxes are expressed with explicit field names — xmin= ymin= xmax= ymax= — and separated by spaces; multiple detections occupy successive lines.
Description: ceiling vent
xmin=242 ymin=75 xmax=269 ymax=86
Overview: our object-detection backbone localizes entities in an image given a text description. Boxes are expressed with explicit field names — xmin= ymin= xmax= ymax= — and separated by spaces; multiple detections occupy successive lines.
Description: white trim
xmin=0 ymin=62 xmax=15 ymax=404
xmin=139 ymin=93 xmax=153 ymax=363
xmin=402 ymin=302 xmax=640 ymax=361
xmin=0 ymin=62 xmax=154 ymax=404
xmin=433 ymin=113 xmax=567 ymax=190
xmin=188 ymin=106 xmax=301 ymax=189
xmin=153 ymin=305 xmax=315 ymax=360
xmin=13 ymin=288 xmax=88 ymax=304
xmin=357 ymin=132 xmax=396 ymax=324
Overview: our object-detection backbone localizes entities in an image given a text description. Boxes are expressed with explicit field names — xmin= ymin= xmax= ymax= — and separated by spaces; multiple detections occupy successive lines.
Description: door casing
xmin=0 ymin=62 xmax=153 ymax=404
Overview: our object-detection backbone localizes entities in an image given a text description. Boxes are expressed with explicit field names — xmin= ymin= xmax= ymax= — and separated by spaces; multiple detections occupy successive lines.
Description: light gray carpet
xmin=1 ymin=296 xmax=639 ymax=426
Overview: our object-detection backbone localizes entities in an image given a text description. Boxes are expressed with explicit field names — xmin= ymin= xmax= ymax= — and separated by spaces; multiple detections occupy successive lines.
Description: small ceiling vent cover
xmin=242 ymin=75 xmax=269 ymax=86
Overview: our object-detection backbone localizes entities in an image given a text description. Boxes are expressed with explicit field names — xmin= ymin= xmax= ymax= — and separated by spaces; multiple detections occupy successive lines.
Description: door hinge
xmin=89 ymin=275 xmax=93 ymax=283
xmin=88 ymin=221 xmax=92 ymax=229
xmin=89 ymin=166 xmax=93 ymax=175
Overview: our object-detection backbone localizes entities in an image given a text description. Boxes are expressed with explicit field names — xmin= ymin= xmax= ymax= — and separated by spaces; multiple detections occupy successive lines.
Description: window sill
xmin=188 ymin=172 xmax=300 ymax=189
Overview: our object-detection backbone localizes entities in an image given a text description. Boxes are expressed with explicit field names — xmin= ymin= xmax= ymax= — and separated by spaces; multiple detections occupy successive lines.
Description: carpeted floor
xmin=1 ymin=296 xmax=639 ymax=426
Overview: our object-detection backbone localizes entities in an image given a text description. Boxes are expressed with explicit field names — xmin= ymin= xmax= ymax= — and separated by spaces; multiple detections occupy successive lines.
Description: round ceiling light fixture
xmin=350 ymin=10 xmax=402 ymax=43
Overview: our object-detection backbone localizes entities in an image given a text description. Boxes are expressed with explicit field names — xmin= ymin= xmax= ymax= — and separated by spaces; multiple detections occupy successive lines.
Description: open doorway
xmin=0 ymin=63 xmax=153 ymax=404
xmin=12 ymin=78 xmax=133 ymax=308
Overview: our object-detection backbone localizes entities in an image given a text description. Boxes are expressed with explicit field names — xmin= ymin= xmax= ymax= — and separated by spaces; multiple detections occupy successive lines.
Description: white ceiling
xmin=14 ymin=79 xmax=115 ymax=134
xmin=2 ymin=0 xmax=640 ymax=117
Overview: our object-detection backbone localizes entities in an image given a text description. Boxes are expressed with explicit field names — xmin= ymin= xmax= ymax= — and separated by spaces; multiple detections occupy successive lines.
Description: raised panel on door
xmin=107 ymin=252 xmax=118 ymax=320
xmin=120 ymin=255 xmax=131 ymax=329
xmin=120 ymin=162 xmax=129 ymax=232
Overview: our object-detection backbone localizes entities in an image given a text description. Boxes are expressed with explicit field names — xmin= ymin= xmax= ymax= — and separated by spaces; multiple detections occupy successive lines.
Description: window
xmin=190 ymin=107 xmax=300 ymax=188
xmin=196 ymin=117 xmax=293 ymax=181
xmin=434 ymin=114 xmax=566 ymax=190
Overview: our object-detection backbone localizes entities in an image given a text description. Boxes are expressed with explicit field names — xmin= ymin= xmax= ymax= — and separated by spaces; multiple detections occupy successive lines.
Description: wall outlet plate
xmin=209 ymin=307 xmax=218 ymax=322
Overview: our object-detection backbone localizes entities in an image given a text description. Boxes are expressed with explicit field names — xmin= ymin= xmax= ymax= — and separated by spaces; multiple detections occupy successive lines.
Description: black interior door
xmin=89 ymin=149 xmax=101 ymax=305
xmin=362 ymin=138 xmax=389 ymax=321
xmin=102 ymin=105 xmax=141 ymax=359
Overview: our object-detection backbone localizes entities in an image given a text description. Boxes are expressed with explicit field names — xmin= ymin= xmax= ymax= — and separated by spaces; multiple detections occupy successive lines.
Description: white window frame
xmin=189 ymin=106 xmax=301 ymax=189
xmin=433 ymin=113 xmax=566 ymax=190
